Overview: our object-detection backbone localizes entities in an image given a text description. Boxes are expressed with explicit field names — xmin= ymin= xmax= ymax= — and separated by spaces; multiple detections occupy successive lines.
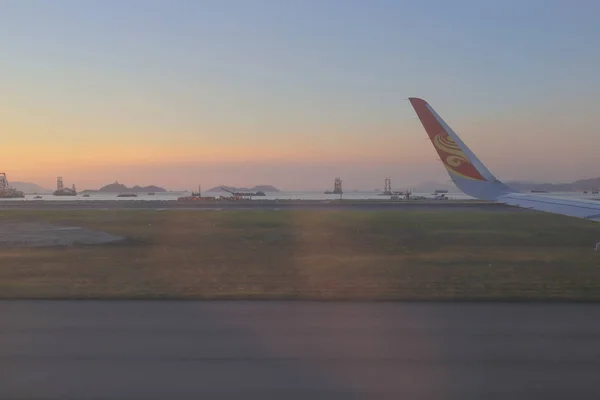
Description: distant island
xmin=206 ymin=185 xmax=280 ymax=193
xmin=10 ymin=182 xmax=53 ymax=195
xmin=81 ymin=182 xmax=167 ymax=194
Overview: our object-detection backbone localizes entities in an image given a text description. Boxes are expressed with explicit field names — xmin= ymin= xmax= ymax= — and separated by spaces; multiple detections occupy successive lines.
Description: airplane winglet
xmin=409 ymin=98 xmax=513 ymax=200
xmin=408 ymin=97 xmax=428 ymax=107
xmin=409 ymin=98 xmax=600 ymax=222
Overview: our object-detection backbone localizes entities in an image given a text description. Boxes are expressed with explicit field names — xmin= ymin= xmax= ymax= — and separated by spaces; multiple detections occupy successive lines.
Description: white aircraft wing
xmin=497 ymin=193 xmax=600 ymax=221
xmin=408 ymin=97 xmax=600 ymax=222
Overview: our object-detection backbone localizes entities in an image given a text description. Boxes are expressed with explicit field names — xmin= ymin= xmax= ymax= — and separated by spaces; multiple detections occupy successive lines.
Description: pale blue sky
xmin=1 ymin=0 xmax=599 ymax=190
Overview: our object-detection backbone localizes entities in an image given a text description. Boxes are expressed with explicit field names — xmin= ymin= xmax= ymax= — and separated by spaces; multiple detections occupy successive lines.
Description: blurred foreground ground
xmin=1 ymin=301 xmax=599 ymax=400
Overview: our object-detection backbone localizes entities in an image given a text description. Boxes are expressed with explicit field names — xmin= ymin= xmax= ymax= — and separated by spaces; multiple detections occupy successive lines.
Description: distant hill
xmin=413 ymin=177 xmax=600 ymax=193
xmin=82 ymin=182 xmax=167 ymax=194
xmin=412 ymin=177 xmax=600 ymax=193
xmin=573 ymin=177 xmax=600 ymax=190
xmin=10 ymin=182 xmax=52 ymax=194
xmin=206 ymin=185 xmax=280 ymax=193
xmin=506 ymin=177 xmax=600 ymax=192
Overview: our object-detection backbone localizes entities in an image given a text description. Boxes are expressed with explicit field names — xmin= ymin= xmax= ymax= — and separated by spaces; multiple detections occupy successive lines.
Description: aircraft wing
xmin=409 ymin=97 xmax=600 ymax=222
xmin=497 ymin=193 xmax=600 ymax=221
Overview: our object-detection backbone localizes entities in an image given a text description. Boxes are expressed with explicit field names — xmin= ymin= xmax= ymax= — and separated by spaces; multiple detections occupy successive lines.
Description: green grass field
xmin=1 ymin=209 xmax=600 ymax=300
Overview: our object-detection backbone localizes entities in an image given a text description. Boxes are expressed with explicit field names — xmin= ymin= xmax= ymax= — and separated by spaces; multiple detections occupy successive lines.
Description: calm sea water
xmin=2 ymin=191 xmax=599 ymax=202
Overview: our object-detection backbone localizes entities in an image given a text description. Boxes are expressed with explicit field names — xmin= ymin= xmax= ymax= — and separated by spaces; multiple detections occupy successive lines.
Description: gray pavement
xmin=0 ymin=199 xmax=522 ymax=212
xmin=0 ymin=301 xmax=598 ymax=399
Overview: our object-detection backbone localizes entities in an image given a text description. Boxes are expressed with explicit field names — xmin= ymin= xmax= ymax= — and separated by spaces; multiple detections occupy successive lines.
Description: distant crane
xmin=0 ymin=173 xmax=9 ymax=191
xmin=384 ymin=177 xmax=392 ymax=195
xmin=191 ymin=185 xmax=201 ymax=197
xmin=0 ymin=172 xmax=24 ymax=198
xmin=324 ymin=178 xmax=343 ymax=199
xmin=334 ymin=178 xmax=343 ymax=195
xmin=54 ymin=176 xmax=77 ymax=196
xmin=220 ymin=187 xmax=249 ymax=200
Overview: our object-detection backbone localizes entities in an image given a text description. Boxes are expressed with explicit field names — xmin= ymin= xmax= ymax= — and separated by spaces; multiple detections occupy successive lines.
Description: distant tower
xmin=384 ymin=177 xmax=392 ymax=194
xmin=333 ymin=177 xmax=343 ymax=194
xmin=53 ymin=176 xmax=76 ymax=196
xmin=0 ymin=173 xmax=8 ymax=190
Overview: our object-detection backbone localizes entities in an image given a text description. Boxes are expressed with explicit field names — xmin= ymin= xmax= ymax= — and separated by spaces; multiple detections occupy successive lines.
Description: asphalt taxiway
xmin=0 ymin=199 xmax=524 ymax=212
xmin=1 ymin=301 xmax=598 ymax=399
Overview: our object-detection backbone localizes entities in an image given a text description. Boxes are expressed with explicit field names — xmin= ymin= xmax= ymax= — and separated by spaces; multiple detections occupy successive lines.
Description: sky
xmin=1 ymin=0 xmax=600 ymax=191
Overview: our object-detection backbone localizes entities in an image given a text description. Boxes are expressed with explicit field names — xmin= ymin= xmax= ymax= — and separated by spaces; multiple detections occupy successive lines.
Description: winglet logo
xmin=433 ymin=132 xmax=486 ymax=181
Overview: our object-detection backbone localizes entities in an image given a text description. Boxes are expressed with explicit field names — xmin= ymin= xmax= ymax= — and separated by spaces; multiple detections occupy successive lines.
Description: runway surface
xmin=1 ymin=301 xmax=598 ymax=399
xmin=0 ymin=199 xmax=523 ymax=212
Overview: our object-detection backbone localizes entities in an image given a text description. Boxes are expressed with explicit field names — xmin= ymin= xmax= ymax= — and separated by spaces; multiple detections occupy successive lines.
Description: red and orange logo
xmin=433 ymin=132 xmax=486 ymax=181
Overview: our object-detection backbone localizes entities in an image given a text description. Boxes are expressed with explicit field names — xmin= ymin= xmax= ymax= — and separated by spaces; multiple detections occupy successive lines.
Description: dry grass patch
xmin=0 ymin=209 xmax=599 ymax=300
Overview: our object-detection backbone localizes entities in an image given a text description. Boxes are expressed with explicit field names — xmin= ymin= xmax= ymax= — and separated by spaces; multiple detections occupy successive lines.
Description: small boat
xmin=148 ymin=192 xmax=155 ymax=196
xmin=33 ymin=195 xmax=43 ymax=199
xmin=82 ymin=194 xmax=90 ymax=198
xmin=117 ymin=193 xmax=138 ymax=198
